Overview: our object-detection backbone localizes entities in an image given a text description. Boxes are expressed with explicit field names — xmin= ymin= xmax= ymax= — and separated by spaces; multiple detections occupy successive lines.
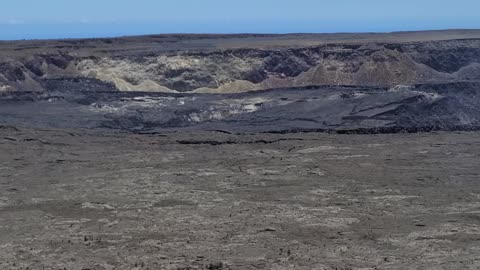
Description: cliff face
xmin=1 ymin=31 xmax=480 ymax=133
xmin=1 ymin=31 xmax=480 ymax=93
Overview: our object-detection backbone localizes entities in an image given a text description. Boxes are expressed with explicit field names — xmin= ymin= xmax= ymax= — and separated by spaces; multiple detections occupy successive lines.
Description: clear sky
xmin=1 ymin=0 xmax=479 ymax=40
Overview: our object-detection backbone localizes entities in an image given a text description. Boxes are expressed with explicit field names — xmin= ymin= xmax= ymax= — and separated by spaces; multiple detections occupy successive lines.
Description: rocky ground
xmin=0 ymin=127 xmax=479 ymax=269
xmin=1 ymin=30 xmax=480 ymax=269
xmin=1 ymin=30 xmax=480 ymax=134
xmin=1 ymin=82 xmax=480 ymax=134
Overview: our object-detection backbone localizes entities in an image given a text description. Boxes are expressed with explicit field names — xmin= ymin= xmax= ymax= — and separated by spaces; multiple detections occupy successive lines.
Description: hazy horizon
xmin=1 ymin=0 xmax=480 ymax=40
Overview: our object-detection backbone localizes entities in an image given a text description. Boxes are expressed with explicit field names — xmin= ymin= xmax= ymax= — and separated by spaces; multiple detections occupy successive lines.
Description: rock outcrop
xmin=1 ymin=31 xmax=480 ymax=93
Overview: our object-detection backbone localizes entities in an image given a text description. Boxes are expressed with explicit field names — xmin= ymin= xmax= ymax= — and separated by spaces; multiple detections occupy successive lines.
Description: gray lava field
xmin=1 ymin=81 xmax=480 ymax=134
xmin=1 ymin=31 xmax=480 ymax=269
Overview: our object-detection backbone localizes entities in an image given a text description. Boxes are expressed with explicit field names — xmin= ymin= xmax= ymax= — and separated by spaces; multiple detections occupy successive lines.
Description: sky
xmin=1 ymin=0 xmax=479 ymax=40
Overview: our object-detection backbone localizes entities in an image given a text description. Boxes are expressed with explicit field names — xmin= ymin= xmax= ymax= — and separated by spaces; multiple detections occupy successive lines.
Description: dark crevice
xmin=175 ymin=138 xmax=304 ymax=146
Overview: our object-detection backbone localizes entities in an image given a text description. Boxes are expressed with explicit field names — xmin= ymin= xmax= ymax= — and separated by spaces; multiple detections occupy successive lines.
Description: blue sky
xmin=1 ymin=0 xmax=479 ymax=40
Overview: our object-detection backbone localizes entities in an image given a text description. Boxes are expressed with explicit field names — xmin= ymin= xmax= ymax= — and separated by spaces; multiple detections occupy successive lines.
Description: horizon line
xmin=2 ymin=28 xmax=480 ymax=42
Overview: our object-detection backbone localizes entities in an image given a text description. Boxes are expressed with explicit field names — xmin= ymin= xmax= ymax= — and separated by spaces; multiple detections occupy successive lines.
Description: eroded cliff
xmin=1 ymin=31 xmax=480 ymax=93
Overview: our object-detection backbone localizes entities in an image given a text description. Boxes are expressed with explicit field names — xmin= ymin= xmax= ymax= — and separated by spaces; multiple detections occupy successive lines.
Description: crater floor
xmin=1 ymin=127 xmax=479 ymax=269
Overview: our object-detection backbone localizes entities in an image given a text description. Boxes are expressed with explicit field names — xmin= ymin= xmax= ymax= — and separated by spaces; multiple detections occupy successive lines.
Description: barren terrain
xmin=1 ymin=31 xmax=480 ymax=269
xmin=0 ymin=127 xmax=479 ymax=269
xmin=1 ymin=30 xmax=480 ymax=93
